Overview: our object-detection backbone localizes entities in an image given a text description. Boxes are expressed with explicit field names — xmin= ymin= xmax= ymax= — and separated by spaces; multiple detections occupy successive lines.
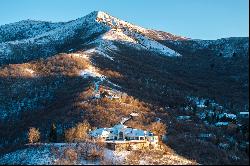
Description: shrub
xmin=54 ymin=148 xmax=78 ymax=165
xmin=87 ymin=148 xmax=103 ymax=161
xmin=148 ymin=122 xmax=167 ymax=140
xmin=28 ymin=127 xmax=40 ymax=144
xmin=64 ymin=127 xmax=75 ymax=143
xmin=124 ymin=150 xmax=144 ymax=165
xmin=64 ymin=148 xmax=78 ymax=163
xmin=64 ymin=120 xmax=91 ymax=142
xmin=76 ymin=139 xmax=105 ymax=161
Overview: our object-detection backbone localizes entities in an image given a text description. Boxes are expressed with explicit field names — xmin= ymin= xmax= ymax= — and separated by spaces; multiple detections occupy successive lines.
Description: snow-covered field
xmin=0 ymin=143 xmax=197 ymax=165
xmin=0 ymin=143 xmax=122 ymax=165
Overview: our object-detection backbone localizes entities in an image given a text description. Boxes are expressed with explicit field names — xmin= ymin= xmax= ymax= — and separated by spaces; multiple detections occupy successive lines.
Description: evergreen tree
xmin=232 ymin=52 xmax=237 ymax=57
xmin=49 ymin=123 xmax=57 ymax=142
xmin=212 ymin=112 xmax=217 ymax=123
xmin=204 ymin=99 xmax=210 ymax=107
xmin=210 ymin=63 xmax=215 ymax=69
xmin=193 ymin=104 xmax=197 ymax=115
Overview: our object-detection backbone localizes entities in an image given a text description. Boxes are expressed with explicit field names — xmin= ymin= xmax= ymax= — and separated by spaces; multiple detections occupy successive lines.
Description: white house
xmin=89 ymin=113 xmax=159 ymax=150
xmin=239 ymin=112 xmax=249 ymax=118
xmin=89 ymin=124 xmax=158 ymax=145
xmin=215 ymin=122 xmax=229 ymax=127
xmin=218 ymin=113 xmax=237 ymax=120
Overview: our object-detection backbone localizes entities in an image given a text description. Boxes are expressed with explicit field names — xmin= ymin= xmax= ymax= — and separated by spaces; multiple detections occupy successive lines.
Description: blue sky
xmin=0 ymin=0 xmax=248 ymax=39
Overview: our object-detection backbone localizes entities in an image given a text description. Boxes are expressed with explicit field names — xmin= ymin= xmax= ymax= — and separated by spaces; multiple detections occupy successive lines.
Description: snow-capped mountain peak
xmin=94 ymin=11 xmax=147 ymax=33
xmin=95 ymin=11 xmax=110 ymax=19
xmin=83 ymin=11 xmax=182 ymax=57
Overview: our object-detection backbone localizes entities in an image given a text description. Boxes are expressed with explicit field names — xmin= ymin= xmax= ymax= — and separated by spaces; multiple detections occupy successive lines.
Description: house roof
xmin=90 ymin=124 xmax=127 ymax=137
xmin=215 ymin=122 xmax=229 ymax=126
xmin=239 ymin=112 xmax=249 ymax=115
xmin=89 ymin=128 xmax=111 ymax=137
xmin=218 ymin=113 xmax=236 ymax=119
xmin=113 ymin=124 xmax=127 ymax=130
xmin=124 ymin=128 xmax=150 ymax=137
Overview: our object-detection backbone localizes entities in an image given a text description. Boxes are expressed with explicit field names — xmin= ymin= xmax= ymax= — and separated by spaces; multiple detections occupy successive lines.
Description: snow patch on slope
xmin=129 ymin=31 xmax=181 ymax=56
xmin=104 ymin=149 xmax=130 ymax=164
xmin=85 ymin=48 xmax=114 ymax=61
xmin=102 ymin=29 xmax=137 ymax=43
xmin=78 ymin=54 xmax=106 ymax=82
xmin=90 ymin=27 xmax=181 ymax=58
xmin=69 ymin=53 xmax=89 ymax=60
xmin=80 ymin=66 xmax=104 ymax=79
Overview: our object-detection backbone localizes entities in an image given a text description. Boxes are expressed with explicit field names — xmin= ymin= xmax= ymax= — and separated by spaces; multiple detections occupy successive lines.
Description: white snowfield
xmin=0 ymin=143 xmax=120 ymax=165
xmin=0 ymin=143 xmax=196 ymax=165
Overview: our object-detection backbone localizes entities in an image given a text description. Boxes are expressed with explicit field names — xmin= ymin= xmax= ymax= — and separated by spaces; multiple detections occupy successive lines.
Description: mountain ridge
xmin=0 ymin=11 xmax=248 ymax=65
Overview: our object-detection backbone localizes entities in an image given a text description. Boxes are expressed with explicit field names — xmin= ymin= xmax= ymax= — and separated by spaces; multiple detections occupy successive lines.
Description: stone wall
xmin=106 ymin=141 xmax=157 ymax=151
